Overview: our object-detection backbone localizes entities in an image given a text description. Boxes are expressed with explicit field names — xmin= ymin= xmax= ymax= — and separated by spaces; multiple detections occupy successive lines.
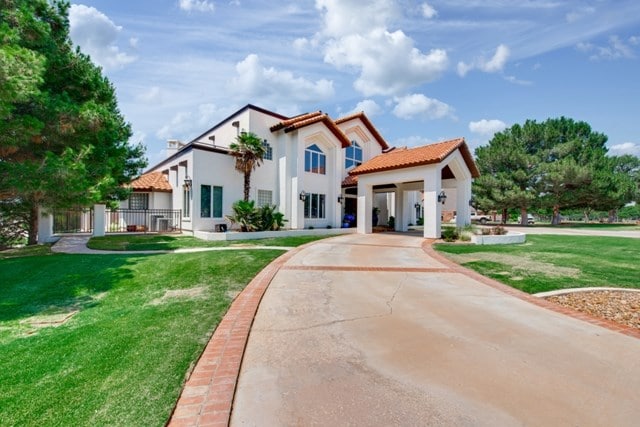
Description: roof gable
xmin=349 ymin=138 xmax=480 ymax=178
xmin=335 ymin=112 xmax=390 ymax=150
xmin=270 ymin=112 xmax=351 ymax=148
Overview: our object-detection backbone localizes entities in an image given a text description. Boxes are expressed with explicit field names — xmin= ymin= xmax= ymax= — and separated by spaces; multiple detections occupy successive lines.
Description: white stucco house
xmin=128 ymin=104 xmax=479 ymax=239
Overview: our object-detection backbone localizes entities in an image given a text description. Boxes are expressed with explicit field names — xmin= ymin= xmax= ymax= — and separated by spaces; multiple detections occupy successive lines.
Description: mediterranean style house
xmin=127 ymin=104 xmax=479 ymax=239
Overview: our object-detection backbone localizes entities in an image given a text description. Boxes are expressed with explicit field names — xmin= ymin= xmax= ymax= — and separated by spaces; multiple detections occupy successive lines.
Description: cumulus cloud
xmin=69 ymin=5 xmax=136 ymax=70
xmin=457 ymin=44 xmax=510 ymax=77
xmin=228 ymin=54 xmax=334 ymax=103
xmin=577 ymin=36 xmax=636 ymax=60
xmin=178 ymin=0 xmax=215 ymax=13
xmin=469 ymin=119 xmax=507 ymax=136
xmin=392 ymin=135 xmax=434 ymax=148
xmin=609 ymin=142 xmax=640 ymax=156
xmin=346 ymin=99 xmax=383 ymax=117
xmin=316 ymin=0 xmax=448 ymax=96
xmin=392 ymin=94 xmax=455 ymax=120
xmin=421 ymin=2 xmax=437 ymax=19
xmin=324 ymin=29 xmax=448 ymax=96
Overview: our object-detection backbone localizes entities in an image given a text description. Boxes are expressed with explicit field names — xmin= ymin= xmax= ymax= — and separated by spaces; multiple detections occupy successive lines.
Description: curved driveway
xmin=231 ymin=233 xmax=640 ymax=426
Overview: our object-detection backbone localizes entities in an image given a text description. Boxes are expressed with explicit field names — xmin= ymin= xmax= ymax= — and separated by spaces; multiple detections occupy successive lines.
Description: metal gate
xmin=53 ymin=208 xmax=94 ymax=233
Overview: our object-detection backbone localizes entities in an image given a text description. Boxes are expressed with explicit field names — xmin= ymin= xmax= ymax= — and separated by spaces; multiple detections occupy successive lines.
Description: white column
xmin=456 ymin=178 xmax=472 ymax=228
xmin=93 ymin=204 xmax=106 ymax=237
xmin=423 ymin=168 xmax=441 ymax=239
xmin=395 ymin=185 xmax=407 ymax=232
xmin=37 ymin=207 xmax=53 ymax=244
xmin=357 ymin=182 xmax=372 ymax=234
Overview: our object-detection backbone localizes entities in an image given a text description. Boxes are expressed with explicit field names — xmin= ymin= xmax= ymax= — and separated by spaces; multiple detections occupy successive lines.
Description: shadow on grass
xmin=0 ymin=253 xmax=146 ymax=322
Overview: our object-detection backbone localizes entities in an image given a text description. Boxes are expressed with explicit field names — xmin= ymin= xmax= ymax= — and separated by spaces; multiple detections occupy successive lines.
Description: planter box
xmin=471 ymin=231 xmax=525 ymax=245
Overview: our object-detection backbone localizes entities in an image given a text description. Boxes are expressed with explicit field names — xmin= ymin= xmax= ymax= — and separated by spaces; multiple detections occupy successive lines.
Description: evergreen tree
xmin=0 ymin=0 xmax=146 ymax=244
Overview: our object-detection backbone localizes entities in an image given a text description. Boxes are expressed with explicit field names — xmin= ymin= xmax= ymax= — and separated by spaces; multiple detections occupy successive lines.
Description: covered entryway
xmin=347 ymin=138 xmax=480 ymax=238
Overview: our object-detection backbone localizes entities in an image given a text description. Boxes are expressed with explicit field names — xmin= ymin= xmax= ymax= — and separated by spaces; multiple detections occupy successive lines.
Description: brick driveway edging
xmin=422 ymin=240 xmax=640 ymax=340
xmin=166 ymin=246 xmax=301 ymax=427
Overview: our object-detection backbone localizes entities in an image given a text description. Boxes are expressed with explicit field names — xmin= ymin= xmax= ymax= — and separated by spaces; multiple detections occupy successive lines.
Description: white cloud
xmin=179 ymin=0 xmax=215 ymax=13
xmin=324 ymin=29 xmax=448 ymax=96
xmin=69 ymin=5 xmax=136 ymax=70
xmin=136 ymin=86 xmax=163 ymax=104
xmin=229 ymin=54 xmax=334 ymax=103
xmin=129 ymin=37 xmax=139 ymax=48
xmin=155 ymin=103 xmax=231 ymax=141
xmin=457 ymin=44 xmax=510 ymax=77
xmin=577 ymin=35 xmax=636 ymax=60
xmin=347 ymin=99 xmax=383 ymax=117
xmin=421 ymin=2 xmax=437 ymax=19
xmin=393 ymin=135 xmax=434 ymax=148
xmin=566 ymin=6 xmax=595 ymax=23
xmin=316 ymin=0 xmax=400 ymax=39
xmin=392 ymin=94 xmax=455 ymax=120
xmin=609 ymin=142 xmax=640 ymax=156
xmin=469 ymin=119 xmax=507 ymax=136
xmin=504 ymin=75 xmax=532 ymax=85
xmin=316 ymin=0 xmax=448 ymax=96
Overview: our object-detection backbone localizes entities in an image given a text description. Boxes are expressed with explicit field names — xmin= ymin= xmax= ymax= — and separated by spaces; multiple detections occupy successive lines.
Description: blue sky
xmin=68 ymin=0 xmax=640 ymax=166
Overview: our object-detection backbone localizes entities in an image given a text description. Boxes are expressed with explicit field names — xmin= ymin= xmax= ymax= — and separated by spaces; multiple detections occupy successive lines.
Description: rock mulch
xmin=545 ymin=290 xmax=640 ymax=330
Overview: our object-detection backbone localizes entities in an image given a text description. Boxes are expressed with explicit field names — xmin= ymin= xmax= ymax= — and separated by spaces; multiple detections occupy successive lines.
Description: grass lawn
xmin=87 ymin=234 xmax=332 ymax=251
xmin=434 ymin=235 xmax=640 ymax=294
xmin=0 ymin=245 xmax=288 ymax=426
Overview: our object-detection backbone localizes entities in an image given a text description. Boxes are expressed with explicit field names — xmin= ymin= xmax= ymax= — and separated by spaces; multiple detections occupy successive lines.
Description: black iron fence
xmin=53 ymin=208 xmax=181 ymax=234
xmin=53 ymin=208 xmax=94 ymax=234
xmin=105 ymin=209 xmax=182 ymax=233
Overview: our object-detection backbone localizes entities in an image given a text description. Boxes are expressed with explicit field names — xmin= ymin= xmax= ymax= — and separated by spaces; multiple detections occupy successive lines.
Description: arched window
xmin=304 ymin=144 xmax=326 ymax=174
xmin=345 ymin=141 xmax=362 ymax=169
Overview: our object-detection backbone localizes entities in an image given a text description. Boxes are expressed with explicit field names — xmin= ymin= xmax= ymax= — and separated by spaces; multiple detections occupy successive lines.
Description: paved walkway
xmin=223 ymin=233 xmax=640 ymax=427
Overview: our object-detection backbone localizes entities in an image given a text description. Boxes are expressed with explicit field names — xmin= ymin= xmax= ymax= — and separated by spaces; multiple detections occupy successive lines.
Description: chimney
xmin=166 ymin=140 xmax=184 ymax=158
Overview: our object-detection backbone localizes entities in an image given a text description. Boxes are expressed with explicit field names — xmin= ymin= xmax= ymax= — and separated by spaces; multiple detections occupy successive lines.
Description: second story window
xmin=345 ymin=141 xmax=362 ymax=169
xmin=262 ymin=140 xmax=273 ymax=160
xmin=304 ymin=144 xmax=326 ymax=174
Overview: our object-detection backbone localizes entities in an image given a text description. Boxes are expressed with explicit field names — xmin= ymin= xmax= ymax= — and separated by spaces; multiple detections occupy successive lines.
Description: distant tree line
xmin=1 ymin=0 xmax=147 ymax=247
xmin=473 ymin=117 xmax=640 ymax=225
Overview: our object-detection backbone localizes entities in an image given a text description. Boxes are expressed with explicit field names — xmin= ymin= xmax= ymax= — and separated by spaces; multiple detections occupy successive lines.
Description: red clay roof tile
xmin=349 ymin=138 xmax=480 ymax=178
xmin=130 ymin=172 xmax=172 ymax=192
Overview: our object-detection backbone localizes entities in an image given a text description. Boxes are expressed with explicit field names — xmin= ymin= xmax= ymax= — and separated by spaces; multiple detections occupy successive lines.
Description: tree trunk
xmin=520 ymin=207 xmax=528 ymax=226
xmin=583 ymin=209 xmax=590 ymax=223
xmin=501 ymin=208 xmax=507 ymax=224
xmin=28 ymin=205 xmax=38 ymax=246
xmin=551 ymin=205 xmax=561 ymax=225
xmin=243 ymin=172 xmax=251 ymax=201
xmin=608 ymin=209 xmax=616 ymax=223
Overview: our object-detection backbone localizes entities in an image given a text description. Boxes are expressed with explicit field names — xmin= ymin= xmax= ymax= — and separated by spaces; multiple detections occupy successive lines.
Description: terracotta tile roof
xmin=341 ymin=175 xmax=358 ymax=187
xmin=335 ymin=112 xmax=390 ymax=150
xmin=269 ymin=111 xmax=323 ymax=132
xmin=129 ymin=172 xmax=172 ymax=192
xmin=349 ymin=138 xmax=480 ymax=178
xmin=270 ymin=112 xmax=351 ymax=148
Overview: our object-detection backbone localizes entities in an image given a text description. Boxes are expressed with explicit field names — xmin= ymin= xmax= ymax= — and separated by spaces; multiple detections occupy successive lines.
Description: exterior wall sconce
xmin=299 ymin=191 xmax=307 ymax=202
xmin=337 ymin=196 xmax=343 ymax=204
xmin=183 ymin=176 xmax=192 ymax=189
xmin=469 ymin=196 xmax=475 ymax=207
xmin=437 ymin=190 xmax=447 ymax=205
xmin=414 ymin=203 xmax=421 ymax=209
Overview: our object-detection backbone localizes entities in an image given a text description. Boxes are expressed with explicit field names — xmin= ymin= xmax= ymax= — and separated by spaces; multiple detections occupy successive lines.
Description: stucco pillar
xmin=357 ymin=182 xmax=373 ymax=234
xmin=37 ymin=207 xmax=53 ymax=244
xmin=456 ymin=177 xmax=472 ymax=228
xmin=93 ymin=204 xmax=106 ymax=237
xmin=423 ymin=168 xmax=441 ymax=239
xmin=395 ymin=185 xmax=407 ymax=232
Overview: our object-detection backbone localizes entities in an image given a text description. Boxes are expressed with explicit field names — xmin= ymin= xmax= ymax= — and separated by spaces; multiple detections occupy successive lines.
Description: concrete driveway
xmin=231 ymin=233 xmax=640 ymax=426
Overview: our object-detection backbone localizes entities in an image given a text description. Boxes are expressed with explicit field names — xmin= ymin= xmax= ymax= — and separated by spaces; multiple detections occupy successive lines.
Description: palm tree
xmin=229 ymin=132 xmax=266 ymax=201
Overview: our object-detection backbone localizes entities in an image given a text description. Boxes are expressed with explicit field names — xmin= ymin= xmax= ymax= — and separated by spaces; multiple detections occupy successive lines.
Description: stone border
xmin=194 ymin=227 xmax=356 ymax=241
xmin=423 ymin=240 xmax=640 ymax=340
xmin=535 ymin=287 xmax=640 ymax=298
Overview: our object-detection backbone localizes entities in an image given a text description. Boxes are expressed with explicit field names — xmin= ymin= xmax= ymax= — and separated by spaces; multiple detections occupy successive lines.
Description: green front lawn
xmin=435 ymin=235 xmax=640 ymax=294
xmin=0 ymin=248 xmax=286 ymax=426
xmin=87 ymin=234 xmax=331 ymax=251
